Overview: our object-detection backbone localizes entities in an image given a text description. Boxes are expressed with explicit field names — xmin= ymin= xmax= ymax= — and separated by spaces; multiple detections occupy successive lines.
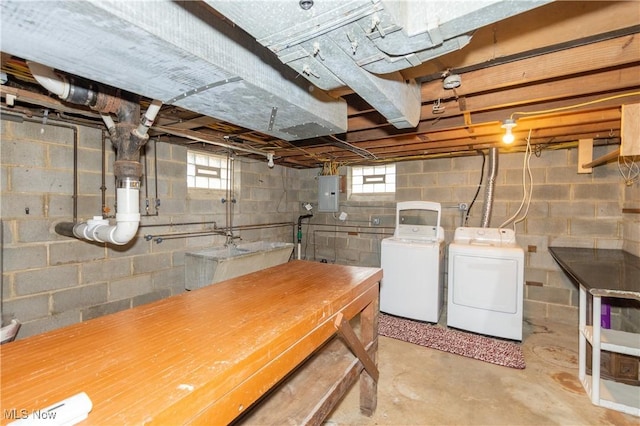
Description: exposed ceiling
xmin=1 ymin=1 xmax=639 ymax=169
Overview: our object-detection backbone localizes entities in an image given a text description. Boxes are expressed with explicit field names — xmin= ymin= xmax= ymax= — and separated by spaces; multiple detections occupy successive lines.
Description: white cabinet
xmin=578 ymin=286 xmax=640 ymax=416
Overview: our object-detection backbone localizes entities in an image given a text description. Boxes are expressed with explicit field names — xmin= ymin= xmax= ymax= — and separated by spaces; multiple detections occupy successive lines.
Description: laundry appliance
xmin=447 ymin=227 xmax=524 ymax=340
xmin=380 ymin=201 xmax=445 ymax=322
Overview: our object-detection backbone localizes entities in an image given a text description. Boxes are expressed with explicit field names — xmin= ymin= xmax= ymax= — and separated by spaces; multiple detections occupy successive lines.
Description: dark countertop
xmin=549 ymin=247 xmax=640 ymax=301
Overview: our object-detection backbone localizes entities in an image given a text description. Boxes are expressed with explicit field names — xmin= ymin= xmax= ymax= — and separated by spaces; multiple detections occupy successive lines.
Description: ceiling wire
xmin=509 ymin=91 xmax=640 ymax=120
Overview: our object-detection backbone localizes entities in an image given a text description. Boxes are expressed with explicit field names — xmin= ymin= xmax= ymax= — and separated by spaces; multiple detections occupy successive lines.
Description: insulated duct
xmin=480 ymin=147 xmax=499 ymax=228
xmin=0 ymin=0 xmax=346 ymax=140
xmin=30 ymin=62 xmax=161 ymax=245
xmin=2 ymin=1 xmax=550 ymax=137
xmin=206 ymin=0 xmax=552 ymax=129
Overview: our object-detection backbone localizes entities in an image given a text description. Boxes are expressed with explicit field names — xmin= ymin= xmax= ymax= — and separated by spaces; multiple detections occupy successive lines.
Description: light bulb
xmin=501 ymin=119 xmax=516 ymax=144
xmin=267 ymin=153 xmax=274 ymax=168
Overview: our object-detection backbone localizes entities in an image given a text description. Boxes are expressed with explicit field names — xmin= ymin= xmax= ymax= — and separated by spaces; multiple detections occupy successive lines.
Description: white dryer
xmin=447 ymin=227 xmax=524 ymax=340
xmin=380 ymin=201 xmax=445 ymax=323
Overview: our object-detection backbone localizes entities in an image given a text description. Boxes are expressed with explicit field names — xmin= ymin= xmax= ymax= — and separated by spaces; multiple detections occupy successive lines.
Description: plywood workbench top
xmin=0 ymin=260 xmax=382 ymax=425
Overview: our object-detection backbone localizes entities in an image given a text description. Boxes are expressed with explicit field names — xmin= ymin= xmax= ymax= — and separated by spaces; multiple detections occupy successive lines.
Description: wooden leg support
xmin=334 ymin=312 xmax=379 ymax=382
xmin=335 ymin=312 xmax=380 ymax=382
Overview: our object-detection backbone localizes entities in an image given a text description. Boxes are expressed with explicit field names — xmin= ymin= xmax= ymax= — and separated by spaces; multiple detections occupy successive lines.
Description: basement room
xmin=1 ymin=1 xmax=639 ymax=425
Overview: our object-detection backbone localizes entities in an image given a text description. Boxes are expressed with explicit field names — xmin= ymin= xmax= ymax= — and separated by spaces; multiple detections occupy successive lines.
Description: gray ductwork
xmin=2 ymin=1 xmax=550 ymax=137
xmin=480 ymin=147 xmax=499 ymax=228
xmin=29 ymin=61 xmax=160 ymax=245
xmin=0 ymin=0 xmax=346 ymax=141
xmin=206 ymin=0 xmax=552 ymax=128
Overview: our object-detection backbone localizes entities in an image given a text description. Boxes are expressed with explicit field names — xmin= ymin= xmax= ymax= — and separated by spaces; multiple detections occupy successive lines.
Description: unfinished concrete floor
xmin=326 ymin=317 xmax=638 ymax=425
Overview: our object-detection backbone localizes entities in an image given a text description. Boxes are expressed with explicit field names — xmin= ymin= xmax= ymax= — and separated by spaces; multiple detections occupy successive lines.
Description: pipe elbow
xmin=72 ymin=216 xmax=139 ymax=246
xmin=27 ymin=61 xmax=69 ymax=99
xmin=110 ymin=214 xmax=140 ymax=245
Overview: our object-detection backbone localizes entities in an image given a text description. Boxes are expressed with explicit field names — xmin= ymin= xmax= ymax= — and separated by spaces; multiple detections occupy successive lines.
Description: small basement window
xmin=187 ymin=151 xmax=229 ymax=190
xmin=351 ymin=164 xmax=396 ymax=194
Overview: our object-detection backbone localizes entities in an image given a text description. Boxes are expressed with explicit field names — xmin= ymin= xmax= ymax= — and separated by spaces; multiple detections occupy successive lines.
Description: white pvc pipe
xmin=72 ymin=186 xmax=140 ymax=245
xmin=26 ymin=61 xmax=70 ymax=99
xmin=101 ymin=114 xmax=116 ymax=136
xmin=134 ymin=99 xmax=163 ymax=138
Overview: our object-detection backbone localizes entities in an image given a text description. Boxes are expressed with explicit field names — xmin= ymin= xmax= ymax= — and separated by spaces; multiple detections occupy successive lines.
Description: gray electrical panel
xmin=318 ymin=175 xmax=339 ymax=212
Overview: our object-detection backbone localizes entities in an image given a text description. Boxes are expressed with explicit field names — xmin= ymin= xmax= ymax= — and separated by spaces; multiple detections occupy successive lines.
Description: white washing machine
xmin=447 ymin=227 xmax=524 ymax=340
xmin=380 ymin=201 xmax=445 ymax=323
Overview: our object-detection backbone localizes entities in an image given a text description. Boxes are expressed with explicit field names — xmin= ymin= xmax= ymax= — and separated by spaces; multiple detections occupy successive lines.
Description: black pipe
xmin=297 ymin=214 xmax=313 ymax=243
xmin=54 ymin=222 xmax=76 ymax=238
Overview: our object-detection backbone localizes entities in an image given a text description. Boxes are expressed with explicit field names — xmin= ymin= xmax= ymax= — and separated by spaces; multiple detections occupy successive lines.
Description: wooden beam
xmin=582 ymin=148 xmax=620 ymax=169
xmin=420 ymin=35 xmax=640 ymax=101
xmin=578 ymin=139 xmax=593 ymax=174
xmin=402 ymin=1 xmax=640 ymax=79
xmin=621 ymin=103 xmax=640 ymax=156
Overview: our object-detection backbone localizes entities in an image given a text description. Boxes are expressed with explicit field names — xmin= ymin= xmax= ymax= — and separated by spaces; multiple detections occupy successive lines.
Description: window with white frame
xmin=351 ymin=164 xmax=396 ymax=194
xmin=187 ymin=151 xmax=229 ymax=190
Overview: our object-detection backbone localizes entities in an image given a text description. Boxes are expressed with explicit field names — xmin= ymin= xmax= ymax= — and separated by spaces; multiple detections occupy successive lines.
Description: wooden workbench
xmin=1 ymin=260 xmax=382 ymax=425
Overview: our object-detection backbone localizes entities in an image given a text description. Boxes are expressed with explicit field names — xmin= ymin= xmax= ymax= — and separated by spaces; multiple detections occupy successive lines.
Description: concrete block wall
xmin=1 ymin=120 xmax=294 ymax=339
xmin=299 ymin=144 xmax=633 ymax=325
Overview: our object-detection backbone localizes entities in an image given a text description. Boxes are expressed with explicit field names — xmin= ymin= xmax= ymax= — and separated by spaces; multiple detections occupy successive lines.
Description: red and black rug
xmin=378 ymin=313 xmax=526 ymax=369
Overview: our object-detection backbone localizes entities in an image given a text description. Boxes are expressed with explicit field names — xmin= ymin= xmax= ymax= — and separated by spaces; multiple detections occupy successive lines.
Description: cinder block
xmin=594 ymin=238 xmax=623 ymax=249
xmin=420 ymin=186 xmax=452 ymax=202
xmin=2 ymin=140 xmax=46 ymax=167
xmin=75 ymin=147 xmax=104 ymax=172
xmin=109 ymin=274 xmax=153 ymax=301
xmin=596 ymin=202 xmax=621 ymax=218
xmin=108 ymin=235 xmax=151 ymax=258
xmin=422 ymin=158 xmax=452 ymax=172
xmin=48 ymin=144 xmax=75 ymax=170
xmin=48 ymin=195 xmax=74 ymax=218
xmin=2 ymin=245 xmax=48 ymax=272
xmin=18 ymin=311 xmax=81 ymax=340
xmin=1 ymin=294 xmax=50 ymax=322
xmin=81 ymin=258 xmax=132 ymax=284
xmin=152 ymin=267 xmax=184 ymax=293
xmin=187 ymin=198 xmax=218 ymax=214
xmin=408 ymin=173 xmax=438 ymax=189
xmin=132 ymin=289 xmax=171 ymax=307
xmin=527 ymin=285 xmax=571 ymax=305
xmin=77 ymin=171 xmax=103 ymax=195
xmin=0 ymin=194 xmax=46 ymax=219
xmin=526 ymin=218 xmax=567 ymax=235
xmin=548 ymin=303 xmax=578 ymax=326
xmin=10 ymin=167 xmax=74 ymax=194
xmin=396 ymin=160 xmax=423 ymax=174
xmin=82 ymin=299 xmax=131 ymax=321
xmin=52 ymin=283 xmax=108 ymax=313
xmin=132 ymin=252 xmax=172 ymax=274
xmin=16 ymin=219 xmax=54 ymax=243
xmin=77 ymin=125 xmax=103 ymax=149
xmin=523 ymin=300 xmax=547 ymax=321
xmin=171 ymin=144 xmax=188 ymax=162
xmin=549 ymin=201 xmax=595 ymax=218
xmin=13 ymin=121 xmax=74 ymax=144
xmin=570 ymin=218 xmax=620 ymax=237
xmin=574 ymin=183 xmax=621 ymax=201
xmin=50 ymin=240 xmax=106 ymax=265
xmin=15 ymin=265 xmax=79 ymax=296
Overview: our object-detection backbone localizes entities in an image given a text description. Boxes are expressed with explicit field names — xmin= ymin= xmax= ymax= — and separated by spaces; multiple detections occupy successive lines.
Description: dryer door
xmin=450 ymin=253 xmax=519 ymax=313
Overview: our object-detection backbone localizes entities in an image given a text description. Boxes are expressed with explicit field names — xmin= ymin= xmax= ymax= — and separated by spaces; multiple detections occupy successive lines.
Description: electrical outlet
xmin=372 ymin=217 xmax=381 ymax=226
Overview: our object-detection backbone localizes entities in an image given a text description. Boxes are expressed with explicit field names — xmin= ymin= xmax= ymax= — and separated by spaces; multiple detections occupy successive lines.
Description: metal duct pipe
xmin=480 ymin=147 xmax=499 ymax=228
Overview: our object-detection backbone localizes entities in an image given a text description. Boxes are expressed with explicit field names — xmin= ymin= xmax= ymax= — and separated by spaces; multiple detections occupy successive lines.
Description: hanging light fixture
xmin=501 ymin=119 xmax=516 ymax=144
